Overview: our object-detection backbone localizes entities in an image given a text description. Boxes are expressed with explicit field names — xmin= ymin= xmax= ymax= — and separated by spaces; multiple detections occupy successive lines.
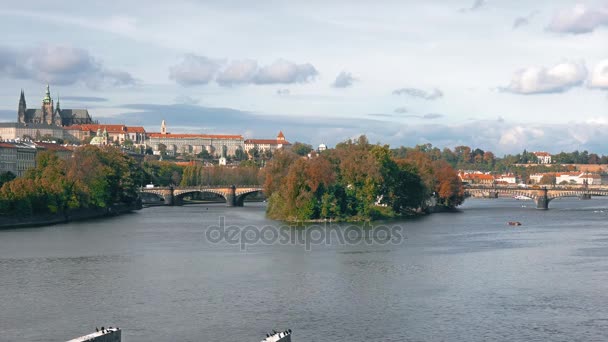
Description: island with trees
xmin=263 ymin=136 xmax=464 ymax=222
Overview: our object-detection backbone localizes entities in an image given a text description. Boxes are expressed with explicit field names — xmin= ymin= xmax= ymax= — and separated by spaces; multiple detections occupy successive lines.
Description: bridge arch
xmin=173 ymin=189 xmax=229 ymax=204
xmin=234 ymin=189 xmax=265 ymax=207
xmin=465 ymin=186 xmax=608 ymax=209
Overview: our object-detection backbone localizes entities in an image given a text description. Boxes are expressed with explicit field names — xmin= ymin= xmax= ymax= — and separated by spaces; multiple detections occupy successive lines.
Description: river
xmin=2 ymin=198 xmax=608 ymax=341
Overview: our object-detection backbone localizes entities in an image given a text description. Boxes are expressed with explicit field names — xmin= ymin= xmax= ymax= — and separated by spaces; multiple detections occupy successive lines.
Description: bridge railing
xmin=140 ymin=185 xmax=263 ymax=191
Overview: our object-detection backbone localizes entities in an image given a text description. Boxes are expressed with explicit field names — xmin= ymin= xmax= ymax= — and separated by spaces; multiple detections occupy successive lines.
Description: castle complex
xmin=17 ymin=85 xmax=94 ymax=126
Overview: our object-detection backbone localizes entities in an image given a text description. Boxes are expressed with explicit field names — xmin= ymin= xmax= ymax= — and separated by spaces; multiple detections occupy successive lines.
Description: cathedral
xmin=17 ymin=85 xmax=94 ymax=127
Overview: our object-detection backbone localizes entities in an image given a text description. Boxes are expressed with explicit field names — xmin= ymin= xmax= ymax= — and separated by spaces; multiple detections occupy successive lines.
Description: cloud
xmin=513 ymin=10 xmax=539 ymax=29
xmin=332 ymin=71 xmax=356 ymax=88
xmin=0 ymin=44 xmax=136 ymax=88
xmin=174 ymin=95 xmax=200 ymax=105
xmin=393 ymin=87 xmax=444 ymax=100
xmin=216 ymin=59 xmax=258 ymax=86
xmin=253 ymin=59 xmax=318 ymax=84
xmin=547 ymin=4 xmax=608 ymax=34
xmin=60 ymin=96 xmax=109 ymax=102
xmin=500 ymin=61 xmax=587 ymax=94
xmin=169 ymin=54 xmax=223 ymax=86
xmin=169 ymin=55 xmax=318 ymax=86
xmin=368 ymin=113 xmax=393 ymax=117
xmin=590 ymin=59 xmax=608 ymax=90
xmin=394 ymin=107 xmax=408 ymax=114
xmin=276 ymin=88 xmax=290 ymax=96
xmin=460 ymin=0 xmax=486 ymax=12
xmin=401 ymin=113 xmax=444 ymax=120
xmin=423 ymin=113 xmax=443 ymax=119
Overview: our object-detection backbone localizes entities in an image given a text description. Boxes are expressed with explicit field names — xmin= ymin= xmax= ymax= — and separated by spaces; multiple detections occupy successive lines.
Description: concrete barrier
xmin=66 ymin=328 xmax=121 ymax=342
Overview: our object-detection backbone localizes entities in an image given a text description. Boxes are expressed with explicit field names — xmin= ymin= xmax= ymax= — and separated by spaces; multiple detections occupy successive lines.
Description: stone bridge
xmin=140 ymin=185 xmax=264 ymax=207
xmin=465 ymin=185 xmax=608 ymax=209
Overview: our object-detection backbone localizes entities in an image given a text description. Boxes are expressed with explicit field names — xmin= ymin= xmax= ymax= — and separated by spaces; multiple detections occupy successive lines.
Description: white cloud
xmin=216 ymin=59 xmax=258 ymax=86
xmin=547 ymin=4 xmax=608 ymax=34
xmin=170 ymin=56 xmax=318 ymax=86
xmin=513 ymin=10 xmax=539 ymax=29
xmin=332 ymin=71 xmax=356 ymax=88
xmin=393 ymin=87 xmax=443 ymax=100
xmin=169 ymin=54 xmax=223 ymax=86
xmin=590 ymin=59 xmax=608 ymax=89
xmin=0 ymin=44 xmax=135 ymax=88
xmin=501 ymin=61 xmax=587 ymax=94
xmin=460 ymin=0 xmax=486 ymax=13
xmin=253 ymin=59 xmax=318 ymax=84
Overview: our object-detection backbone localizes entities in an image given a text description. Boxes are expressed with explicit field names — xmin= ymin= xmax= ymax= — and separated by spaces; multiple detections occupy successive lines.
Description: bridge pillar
xmin=536 ymin=187 xmax=549 ymax=210
xmin=580 ymin=193 xmax=591 ymax=200
xmin=164 ymin=187 xmax=175 ymax=206
xmin=226 ymin=185 xmax=237 ymax=207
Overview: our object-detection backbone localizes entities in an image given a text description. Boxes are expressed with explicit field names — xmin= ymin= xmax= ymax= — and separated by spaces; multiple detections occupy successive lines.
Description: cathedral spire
xmin=18 ymin=89 xmax=27 ymax=123
xmin=43 ymin=84 xmax=52 ymax=104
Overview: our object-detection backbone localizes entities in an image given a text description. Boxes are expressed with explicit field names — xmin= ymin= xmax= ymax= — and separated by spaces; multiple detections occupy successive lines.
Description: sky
xmin=0 ymin=0 xmax=607 ymax=154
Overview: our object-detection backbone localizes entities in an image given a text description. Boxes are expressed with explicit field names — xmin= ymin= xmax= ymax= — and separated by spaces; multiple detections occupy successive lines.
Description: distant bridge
xmin=140 ymin=185 xmax=264 ymax=207
xmin=465 ymin=185 xmax=608 ymax=209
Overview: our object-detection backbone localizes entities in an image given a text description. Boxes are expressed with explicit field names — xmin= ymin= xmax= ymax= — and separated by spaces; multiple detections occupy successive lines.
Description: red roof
xmin=149 ymin=133 xmax=243 ymax=139
xmin=0 ymin=143 xmax=16 ymax=149
xmin=534 ymin=152 xmax=551 ymax=157
xmin=126 ymin=126 xmax=146 ymax=133
xmin=34 ymin=142 xmax=72 ymax=152
xmin=65 ymin=124 xmax=127 ymax=133
xmin=245 ymin=139 xmax=291 ymax=145
xmin=277 ymin=131 xmax=285 ymax=138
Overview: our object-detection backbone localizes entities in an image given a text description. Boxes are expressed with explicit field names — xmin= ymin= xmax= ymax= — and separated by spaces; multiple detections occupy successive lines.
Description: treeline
xmin=0 ymin=146 xmax=143 ymax=217
xmin=180 ymin=164 xmax=262 ymax=186
xmin=393 ymin=144 xmax=608 ymax=173
xmin=264 ymin=136 xmax=464 ymax=222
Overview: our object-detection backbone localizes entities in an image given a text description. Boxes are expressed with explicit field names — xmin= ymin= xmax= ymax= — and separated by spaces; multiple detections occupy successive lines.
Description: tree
xmin=0 ymin=171 xmax=16 ymax=188
xmin=248 ymin=147 xmax=260 ymax=159
xmin=539 ymin=174 xmax=555 ymax=185
xmin=291 ymin=142 xmax=314 ymax=156
xmin=234 ymin=148 xmax=247 ymax=161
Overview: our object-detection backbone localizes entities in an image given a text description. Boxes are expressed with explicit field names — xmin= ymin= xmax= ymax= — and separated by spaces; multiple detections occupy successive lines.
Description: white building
xmin=244 ymin=131 xmax=291 ymax=153
xmin=495 ymin=173 xmax=518 ymax=184
xmin=556 ymin=172 xmax=602 ymax=185
xmin=534 ymin=152 xmax=552 ymax=164
xmin=148 ymin=121 xmax=244 ymax=157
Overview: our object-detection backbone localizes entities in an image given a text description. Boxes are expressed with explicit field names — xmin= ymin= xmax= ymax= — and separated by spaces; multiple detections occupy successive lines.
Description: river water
xmin=2 ymin=198 xmax=608 ymax=342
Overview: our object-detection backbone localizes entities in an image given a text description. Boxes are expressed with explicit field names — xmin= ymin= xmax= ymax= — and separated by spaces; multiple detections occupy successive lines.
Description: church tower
xmin=277 ymin=131 xmax=285 ymax=142
xmin=53 ymin=96 xmax=63 ymax=126
xmin=161 ymin=120 xmax=167 ymax=134
xmin=41 ymin=84 xmax=54 ymax=125
xmin=18 ymin=89 xmax=27 ymax=123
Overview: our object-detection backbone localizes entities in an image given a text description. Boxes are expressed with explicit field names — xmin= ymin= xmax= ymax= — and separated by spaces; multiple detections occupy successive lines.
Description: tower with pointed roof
xmin=18 ymin=89 xmax=27 ymax=123
xmin=41 ymin=84 xmax=55 ymax=125
xmin=53 ymin=95 xmax=63 ymax=126
xmin=277 ymin=131 xmax=285 ymax=141
xmin=161 ymin=120 xmax=167 ymax=134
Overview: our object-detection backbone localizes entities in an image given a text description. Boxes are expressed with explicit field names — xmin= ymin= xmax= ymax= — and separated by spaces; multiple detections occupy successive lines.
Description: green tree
xmin=291 ymin=142 xmax=313 ymax=156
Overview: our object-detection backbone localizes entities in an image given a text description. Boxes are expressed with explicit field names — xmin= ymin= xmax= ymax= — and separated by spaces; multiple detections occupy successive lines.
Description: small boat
xmin=514 ymin=195 xmax=532 ymax=200
xmin=508 ymin=221 xmax=522 ymax=226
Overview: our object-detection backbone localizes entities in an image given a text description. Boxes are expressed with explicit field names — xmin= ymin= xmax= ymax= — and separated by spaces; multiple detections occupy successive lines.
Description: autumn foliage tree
xmin=266 ymin=136 xmax=439 ymax=221
xmin=0 ymin=146 xmax=143 ymax=217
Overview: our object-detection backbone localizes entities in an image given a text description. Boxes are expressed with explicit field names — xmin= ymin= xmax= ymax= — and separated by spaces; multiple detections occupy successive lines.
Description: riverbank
xmin=0 ymin=202 xmax=141 ymax=229
xmin=276 ymin=204 xmax=459 ymax=224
